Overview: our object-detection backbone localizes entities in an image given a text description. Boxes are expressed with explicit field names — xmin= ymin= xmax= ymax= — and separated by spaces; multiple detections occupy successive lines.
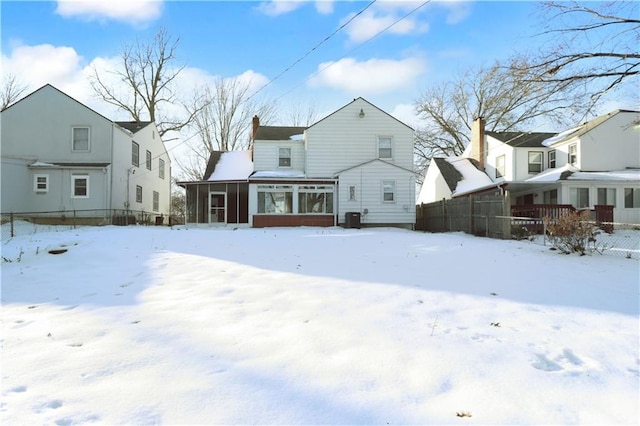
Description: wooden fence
xmin=416 ymin=195 xmax=512 ymax=239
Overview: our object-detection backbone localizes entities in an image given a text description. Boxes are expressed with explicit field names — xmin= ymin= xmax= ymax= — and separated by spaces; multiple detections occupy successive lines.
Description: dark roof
xmin=202 ymin=152 xmax=223 ymax=180
xmin=116 ymin=121 xmax=152 ymax=133
xmin=485 ymin=132 xmax=557 ymax=148
xmin=254 ymin=126 xmax=306 ymax=141
xmin=433 ymin=158 xmax=463 ymax=192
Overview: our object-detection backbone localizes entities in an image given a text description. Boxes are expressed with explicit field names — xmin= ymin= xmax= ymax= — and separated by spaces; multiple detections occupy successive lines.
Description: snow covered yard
xmin=1 ymin=225 xmax=638 ymax=425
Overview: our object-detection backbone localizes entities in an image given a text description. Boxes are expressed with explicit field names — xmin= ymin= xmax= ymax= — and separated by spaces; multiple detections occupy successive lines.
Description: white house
xmin=1 ymin=84 xmax=171 ymax=224
xmin=418 ymin=110 xmax=640 ymax=224
xmin=179 ymin=97 xmax=416 ymax=228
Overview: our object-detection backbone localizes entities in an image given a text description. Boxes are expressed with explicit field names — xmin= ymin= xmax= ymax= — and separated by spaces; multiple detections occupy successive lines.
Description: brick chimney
xmin=252 ymin=115 xmax=260 ymax=141
xmin=470 ymin=116 xmax=486 ymax=170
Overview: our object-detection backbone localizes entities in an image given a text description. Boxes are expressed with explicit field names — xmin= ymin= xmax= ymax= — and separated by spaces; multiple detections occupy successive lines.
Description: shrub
xmin=543 ymin=210 xmax=602 ymax=255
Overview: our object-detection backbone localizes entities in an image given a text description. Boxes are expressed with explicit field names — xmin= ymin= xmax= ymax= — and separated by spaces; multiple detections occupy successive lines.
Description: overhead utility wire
xmin=248 ymin=0 xmax=378 ymax=101
xmin=273 ymin=0 xmax=432 ymax=103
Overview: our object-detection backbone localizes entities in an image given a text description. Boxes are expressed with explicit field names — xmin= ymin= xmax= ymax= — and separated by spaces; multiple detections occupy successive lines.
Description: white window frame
xmin=568 ymin=143 xmax=577 ymax=165
xmin=136 ymin=185 xmax=143 ymax=203
xmin=528 ymin=151 xmax=543 ymax=174
xmin=257 ymin=185 xmax=293 ymax=214
xmin=159 ymin=158 xmax=165 ymax=179
xmin=298 ymin=185 xmax=334 ymax=214
xmin=496 ymin=155 xmax=505 ymax=179
xmin=548 ymin=149 xmax=556 ymax=168
xmin=349 ymin=185 xmax=357 ymax=201
xmin=543 ymin=189 xmax=558 ymax=204
xmin=570 ymin=187 xmax=589 ymax=209
xmin=153 ymin=191 xmax=159 ymax=212
xmin=132 ymin=141 xmax=140 ymax=167
xmin=72 ymin=127 xmax=90 ymax=152
xmin=278 ymin=147 xmax=291 ymax=168
xmin=382 ymin=180 xmax=395 ymax=203
xmin=71 ymin=175 xmax=89 ymax=198
xmin=624 ymin=188 xmax=640 ymax=208
xmin=146 ymin=150 xmax=152 ymax=170
xmin=597 ymin=188 xmax=616 ymax=207
xmin=378 ymin=136 xmax=393 ymax=159
xmin=34 ymin=174 xmax=49 ymax=192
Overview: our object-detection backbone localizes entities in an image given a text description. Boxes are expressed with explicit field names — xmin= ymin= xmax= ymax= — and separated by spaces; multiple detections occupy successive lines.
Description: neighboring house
xmin=179 ymin=97 xmax=416 ymax=228
xmin=1 ymin=84 xmax=171 ymax=224
xmin=419 ymin=110 xmax=640 ymax=224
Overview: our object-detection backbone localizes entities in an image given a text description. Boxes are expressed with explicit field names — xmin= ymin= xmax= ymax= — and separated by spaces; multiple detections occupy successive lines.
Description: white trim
xmin=33 ymin=174 xmax=49 ymax=192
xmin=382 ymin=180 xmax=396 ymax=203
xmin=71 ymin=175 xmax=89 ymax=198
xmin=71 ymin=126 xmax=90 ymax=152
xmin=377 ymin=136 xmax=393 ymax=160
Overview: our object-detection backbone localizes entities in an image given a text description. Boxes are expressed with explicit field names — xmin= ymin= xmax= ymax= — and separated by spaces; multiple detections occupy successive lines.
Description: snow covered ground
xmin=1 ymin=224 xmax=639 ymax=425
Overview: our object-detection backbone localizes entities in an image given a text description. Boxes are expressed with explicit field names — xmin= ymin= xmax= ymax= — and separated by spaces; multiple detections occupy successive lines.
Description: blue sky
xmin=1 ymin=0 xmax=546 ymax=128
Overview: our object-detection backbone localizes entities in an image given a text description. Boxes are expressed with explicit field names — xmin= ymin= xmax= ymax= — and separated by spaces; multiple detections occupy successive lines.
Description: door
xmin=209 ymin=192 xmax=226 ymax=224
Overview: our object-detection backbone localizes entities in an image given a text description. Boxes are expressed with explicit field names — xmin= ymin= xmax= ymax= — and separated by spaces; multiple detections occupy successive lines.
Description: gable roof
xmin=440 ymin=157 xmax=494 ymax=195
xmin=433 ymin=158 xmax=463 ymax=192
xmin=307 ymin=97 xmax=414 ymax=132
xmin=542 ymin=109 xmax=640 ymax=147
xmin=486 ymin=132 xmax=557 ymax=148
xmin=203 ymin=150 xmax=253 ymax=181
xmin=334 ymin=158 xmax=416 ymax=176
xmin=116 ymin=121 xmax=152 ymax=133
xmin=254 ymin=126 xmax=306 ymax=141
xmin=2 ymin=84 xmax=114 ymax=124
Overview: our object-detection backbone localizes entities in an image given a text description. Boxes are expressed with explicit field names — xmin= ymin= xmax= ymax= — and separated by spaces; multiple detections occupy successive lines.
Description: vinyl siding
xmin=253 ymin=140 xmax=305 ymax=171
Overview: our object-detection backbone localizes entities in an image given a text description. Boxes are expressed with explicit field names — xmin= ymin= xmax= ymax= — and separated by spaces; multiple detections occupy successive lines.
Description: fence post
xmin=10 ymin=212 xmax=14 ymax=238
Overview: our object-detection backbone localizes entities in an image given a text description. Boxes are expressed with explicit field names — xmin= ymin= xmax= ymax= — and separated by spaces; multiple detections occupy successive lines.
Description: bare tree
xmin=89 ymin=28 xmax=203 ymax=137
xmin=522 ymin=1 xmax=639 ymax=107
xmin=1 ymin=74 xmax=28 ymax=110
xmin=176 ymin=76 xmax=278 ymax=181
xmin=414 ymin=59 xmax=586 ymax=180
xmin=282 ymin=100 xmax=319 ymax=126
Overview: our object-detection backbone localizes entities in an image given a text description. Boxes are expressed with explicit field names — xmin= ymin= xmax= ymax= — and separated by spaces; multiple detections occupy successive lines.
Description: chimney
xmin=252 ymin=115 xmax=260 ymax=141
xmin=470 ymin=116 xmax=485 ymax=170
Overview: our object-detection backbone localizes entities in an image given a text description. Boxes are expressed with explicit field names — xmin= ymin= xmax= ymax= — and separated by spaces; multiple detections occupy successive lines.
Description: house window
xmin=568 ymin=143 xmax=577 ymax=165
xmin=624 ymin=188 xmax=640 ymax=208
xmin=72 ymin=127 xmax=90 ymax=151
xmin=597 ymin=188 xmax=616 ymax=206
xmin=146 ymin=150 xmax=152 ymax=170
xmin=159 ymin=158 xmax=165 ymax=179
xmin=543 ymin=189 xmax=558 ymax=204
xmin=570 ymin=187 xmax=589 ymax=208
xmin=548 ymin=150 xmax=556 ymax=168
xmin=72 ymin=175 xmax=89 ymax=198
xmin=34 ymin=174 xmax=49 ymax=192
xmin=153 ymin=191 xmax=159 ymax=212
xmin=382 ymin=181 xmax=395 ymax=202
xmin=528 ymin=151 xmax=543 ymax=174
xmin=298 ymin=186 xmax=334 ymax=214
xmin=496 ymin=155 xmax=505 ymax=178
xmin=136 ymin=185 xmax=142 ymax=203
xmin=257 ymin=185 xmax=293 ymax=213
xmin=378 ymin=137 xmax=392 ymax=159
xmin=349 ymin=185 xmax=356 ymax=201
xmin=132 ymin=141 xmax=140 ymax=167
xmin=278 ymin=148 xmax=291 ymax=167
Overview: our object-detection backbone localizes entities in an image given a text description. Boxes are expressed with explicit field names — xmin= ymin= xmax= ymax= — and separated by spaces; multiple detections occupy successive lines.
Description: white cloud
xmin=315 ymin=0 xmax=334 ymax=15
xmin=308 ymin=57 xmax=426 ymax=95
xmin=441 ymin=0 xmax=472 ymax=24
xmin=55 ymin=0 xmax=163 ymax=25
xmin=342 ymin=7 xmax=429 ymax=43
xmin=256 ymin=1 xmax=306 ymax=17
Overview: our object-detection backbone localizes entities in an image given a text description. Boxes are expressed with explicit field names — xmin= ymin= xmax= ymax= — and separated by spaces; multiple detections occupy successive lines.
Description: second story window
xmin=146 ymin=150 xmax=152 ymax=170
xmin=132 ymin=141 xmax=140 ymax=167
xmin=528 ymin=151 xmax=543 ymax=174
xmin=72 ymin=127 xmax=90 ymax=151
xmin=159 ymin=158 xmax=165 ymax=179
xmin=378 ymin=137 xmax=392 ymax=159
xmin=279 ymin=147 xmax=291 ymax=167
xmin=568 ymin=143 xmax=577 ymax=165
xmin=496 ymin=155 xmax=505 ymax=178
xmin=548 ymin=149 xmax=556 ymax=168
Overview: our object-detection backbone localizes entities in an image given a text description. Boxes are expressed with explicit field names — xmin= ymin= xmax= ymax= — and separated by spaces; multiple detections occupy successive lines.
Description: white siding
xmin=306 ymin=98 xmax=414 ymax=178
xmin=338 ymin=160 xmax=415 ymax=226
xmin=253 ymin=139 xmax=305 ymax=171
xmin=417 ymin=161 xmax=452 ymax=203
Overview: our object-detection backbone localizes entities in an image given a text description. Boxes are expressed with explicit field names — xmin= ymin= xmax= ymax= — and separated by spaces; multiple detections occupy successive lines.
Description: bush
xmin=543 ymin=210 xmax=602 ymax=255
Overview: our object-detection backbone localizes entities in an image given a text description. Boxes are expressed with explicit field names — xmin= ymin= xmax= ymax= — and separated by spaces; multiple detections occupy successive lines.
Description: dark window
xmin=136 ymin=185 xmax=142 ymax=203
xmin=132 ymin=141 xmax=140 ymax=167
